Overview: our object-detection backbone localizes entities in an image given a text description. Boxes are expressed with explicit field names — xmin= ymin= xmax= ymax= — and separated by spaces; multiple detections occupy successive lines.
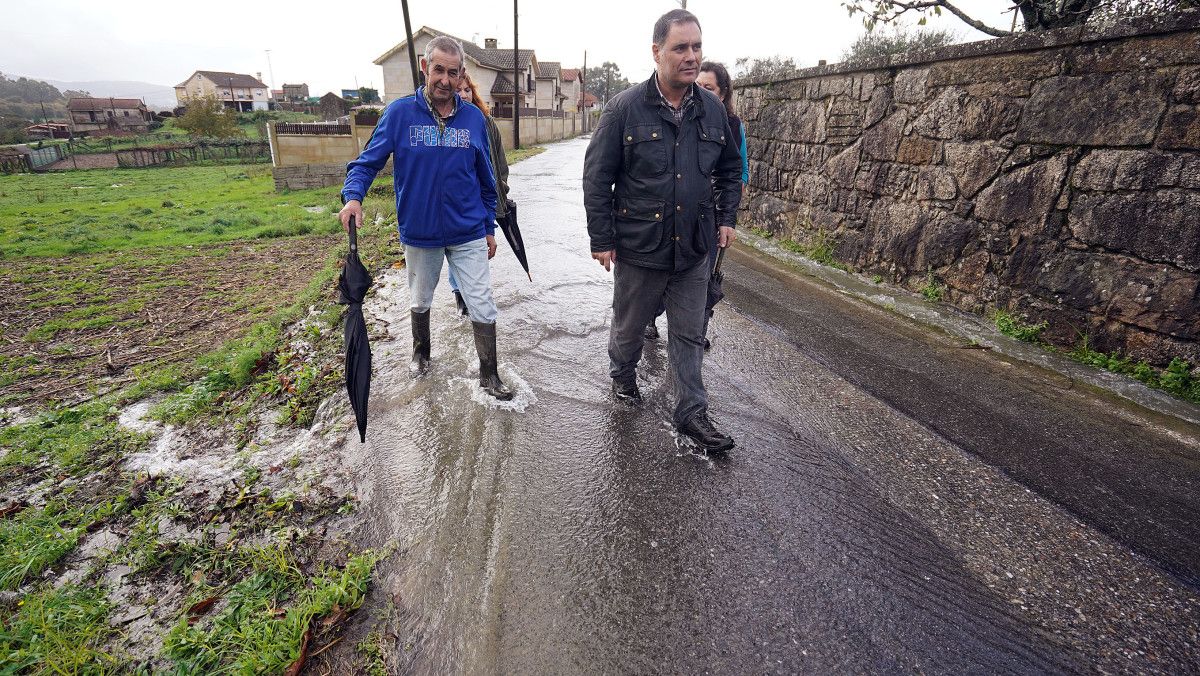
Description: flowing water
xmin=332 ymin=138 xmax=1199 ymax=674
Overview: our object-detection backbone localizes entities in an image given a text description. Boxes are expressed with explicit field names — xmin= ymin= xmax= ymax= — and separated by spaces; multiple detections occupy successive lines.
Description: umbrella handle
xmin=348 ymin=214 xmax=358 ymax=253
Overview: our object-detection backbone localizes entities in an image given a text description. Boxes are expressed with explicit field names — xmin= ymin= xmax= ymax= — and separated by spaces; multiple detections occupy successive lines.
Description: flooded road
xmin=348 ymin=138 xmax=1200 ymax=674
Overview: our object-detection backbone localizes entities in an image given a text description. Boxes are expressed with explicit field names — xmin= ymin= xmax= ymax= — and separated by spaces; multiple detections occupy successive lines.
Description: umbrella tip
xmin=527 ymin=272 xmax=533 ymax=282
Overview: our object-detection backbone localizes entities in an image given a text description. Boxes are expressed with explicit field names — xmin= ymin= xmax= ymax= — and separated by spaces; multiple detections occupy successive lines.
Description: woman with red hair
xmin=449 ymin=72 xmax=510 ymax=316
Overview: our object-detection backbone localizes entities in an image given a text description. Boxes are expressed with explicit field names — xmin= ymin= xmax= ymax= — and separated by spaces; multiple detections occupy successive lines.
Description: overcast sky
xmin=4 ymin=0 xmax=1014 ymax=97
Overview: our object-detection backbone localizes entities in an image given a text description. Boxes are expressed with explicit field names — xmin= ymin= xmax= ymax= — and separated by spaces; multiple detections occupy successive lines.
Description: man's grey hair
xmin=652 ymin=9 xmax=701 ymax=46
xmin=424 ymin=36 xmax=465 ymax=69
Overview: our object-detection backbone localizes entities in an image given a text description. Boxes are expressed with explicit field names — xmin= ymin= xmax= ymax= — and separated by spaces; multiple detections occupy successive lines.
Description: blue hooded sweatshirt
xmin=341 ymin=88 xmax=497 ymax=248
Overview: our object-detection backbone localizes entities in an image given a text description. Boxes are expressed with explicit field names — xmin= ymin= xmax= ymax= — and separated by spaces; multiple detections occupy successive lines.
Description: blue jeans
xmin=405 ymin=239 xmax=497 ymax=324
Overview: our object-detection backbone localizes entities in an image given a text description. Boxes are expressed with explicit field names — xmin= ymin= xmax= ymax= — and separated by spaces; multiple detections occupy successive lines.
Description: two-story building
xmin=67 ymin=98 xmax=152 ymax=136
xmin=375 ymin=26 xmax=579 ymax=117
xmin=281 ymin=83 xmax=310 ymax=102
xmin=560 ymin=68 xmax=582 ymax=111
xmin=535 ymin=61 xmax=569 ymax=112
xmin=174 ymin=71 xmax=270 ymax=112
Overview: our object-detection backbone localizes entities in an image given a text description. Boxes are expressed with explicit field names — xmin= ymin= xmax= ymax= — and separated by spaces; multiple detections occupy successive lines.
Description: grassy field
xmin=0 ymin=164 xmax=335 ymax=258
xmin=0 ymin=147 xmax=541 ymax=671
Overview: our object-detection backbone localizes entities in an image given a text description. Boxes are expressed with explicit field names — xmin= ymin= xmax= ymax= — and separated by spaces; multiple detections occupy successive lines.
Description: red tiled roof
xmin=67 ymin=97 xmax=145 ymax=111
xmin=561 ymin=68 xmax=580 ymax=82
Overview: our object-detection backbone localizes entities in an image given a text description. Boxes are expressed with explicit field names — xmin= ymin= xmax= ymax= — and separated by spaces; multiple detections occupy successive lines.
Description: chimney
xmin=485 ymin=38 xmax=497 ymax=49
xmin=256 ymin=72 xmax=263 ymax=82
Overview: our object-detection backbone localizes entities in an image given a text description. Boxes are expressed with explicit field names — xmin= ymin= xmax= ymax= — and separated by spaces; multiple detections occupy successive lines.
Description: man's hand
xmin=486 ymin=234 xmax=497 ymax=259
xmin=339 ymin=200 xmax=363 ymax=232
xmin=592 ymin=250 xmax=616 ymax=272
xmin=718 ymin=226 xmax=737 ymax=248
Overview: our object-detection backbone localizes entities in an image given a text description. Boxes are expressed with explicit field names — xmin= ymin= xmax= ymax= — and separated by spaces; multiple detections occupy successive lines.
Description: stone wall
xmin=736 ymin=12 xmax=1200 ymax=367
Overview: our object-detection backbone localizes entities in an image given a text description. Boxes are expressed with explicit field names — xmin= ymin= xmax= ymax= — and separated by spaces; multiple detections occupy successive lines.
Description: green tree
xmin=733 ymin=55 xmax=798 ymax=80
xmin=584 ymin=62 xmax=631 ymax=103
xmin=842 ymin=0 xmax=1197 ymax=37
xmin=358 ymin=87 xmax=380 ymax=105
xmin=842 ymin=27 xmax=958 ymax=63
xmin=175 ymin=95 xmax=243 ymax=138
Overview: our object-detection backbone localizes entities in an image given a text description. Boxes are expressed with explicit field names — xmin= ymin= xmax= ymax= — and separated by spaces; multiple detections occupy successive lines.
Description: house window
xmin=123 ymin=111 xmax=130 ymax=116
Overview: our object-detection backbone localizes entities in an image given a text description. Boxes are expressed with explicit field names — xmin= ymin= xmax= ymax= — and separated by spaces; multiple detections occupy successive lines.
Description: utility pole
xmin=265 ymin=50 xmax=275 ymax=90
xmin=401 ymin=0 xmax=421 ymax=94
xmin=513 ymin=0 xmax=521 ymax=150
xmin=581 ymin=51 xmax=587 ymax=133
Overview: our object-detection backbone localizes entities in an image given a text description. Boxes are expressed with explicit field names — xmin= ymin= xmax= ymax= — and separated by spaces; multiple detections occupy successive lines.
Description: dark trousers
xmin=609 ymin=258 xmax=710 ymax=425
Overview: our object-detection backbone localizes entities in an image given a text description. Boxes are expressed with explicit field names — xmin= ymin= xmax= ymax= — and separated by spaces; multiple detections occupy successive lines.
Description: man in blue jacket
xmin=339 ymin=35 xmax=512 ymax=400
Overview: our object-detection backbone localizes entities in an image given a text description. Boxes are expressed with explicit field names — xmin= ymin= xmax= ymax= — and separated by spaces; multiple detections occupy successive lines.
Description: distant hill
xmin=35 ymin=78 xmax=177 ymax=110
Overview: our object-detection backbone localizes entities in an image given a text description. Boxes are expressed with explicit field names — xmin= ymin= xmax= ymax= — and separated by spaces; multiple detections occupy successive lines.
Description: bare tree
xmin=842 ymin=0 xmax=1195 ymax=37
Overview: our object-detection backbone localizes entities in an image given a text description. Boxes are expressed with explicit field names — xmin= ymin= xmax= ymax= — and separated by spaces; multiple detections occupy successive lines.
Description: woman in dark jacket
xmin=450 ymin=72 xmax=509 ymax=315
xmin=645 ymin=60 xmax=748 ymax=347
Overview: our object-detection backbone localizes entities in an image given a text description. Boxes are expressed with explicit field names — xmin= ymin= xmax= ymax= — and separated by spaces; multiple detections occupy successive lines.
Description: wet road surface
xmin=350 ymin=137 xmax=1200 ymax=674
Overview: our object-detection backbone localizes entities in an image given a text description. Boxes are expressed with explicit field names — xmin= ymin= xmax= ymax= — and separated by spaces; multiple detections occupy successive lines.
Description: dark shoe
xmin=611 ymin=378 xmax=642 ymax=404
xmin=703 ymin=337 xmax=711 ymax=351
xmin=453 ymin=290 xmax=468 ymax=317
xmin=411 ymin=310 xmax=431 ymax=373
xmin=472 ymin=320 xmax=514 ymax=400
xmin=643 ymin=321 xmax=659 ymax=340
xmin=677 ymin=413 xmax=734 ymax=452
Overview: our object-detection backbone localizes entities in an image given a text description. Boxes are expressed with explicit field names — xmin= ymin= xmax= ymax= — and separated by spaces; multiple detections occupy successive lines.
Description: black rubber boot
xmin=411 ymin=309 xmax=431 ymax=373
xmin=472 ymin=321 xmax=514 ymax=400
xmin=678 ymin=412 xmax=734 ymax=453
xmin=612 ymin=378 xmax=642 ymax=404
xmin=453 ymin=290 xmax=469 ymax=317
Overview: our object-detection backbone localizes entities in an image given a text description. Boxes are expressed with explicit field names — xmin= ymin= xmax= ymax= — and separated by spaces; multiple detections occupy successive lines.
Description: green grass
xmin=919 ymin=269 xmax=945 ymax=302
xmin=0 ymin=480 xmax=136 ymax=590
xmin=777 ymin=229 xmax=851 ymax=272
xmin=1070 ymin=338 xmax=1200 ymax=404
xmin=0 ymin=164 xmax=340 ymax=258
xmin=0 ymin=399 xmax=150 ymax=474
xmin=164 ymin=549 xmax=377 ymax=674
xmin=993 ymin=309 xmax=1048 ymax=343
xmin=358 ymin=631 xmax=388 ymax=676
xmin=505 ymin=146 xmax=545 ymax=165
xmin=0 ymin=585 xmax=118 ymax=672
xmin=748 ymin=226 xmax=772 ymax=239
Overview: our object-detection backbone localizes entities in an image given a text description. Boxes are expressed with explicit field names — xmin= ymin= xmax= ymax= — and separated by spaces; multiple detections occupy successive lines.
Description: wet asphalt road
xmin=350 ymin=137 xmax=1200 ymax=674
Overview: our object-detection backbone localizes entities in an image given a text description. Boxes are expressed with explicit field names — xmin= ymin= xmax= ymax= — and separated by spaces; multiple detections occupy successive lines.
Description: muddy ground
xmin=0 ymin=234 xmax=340 ymax=409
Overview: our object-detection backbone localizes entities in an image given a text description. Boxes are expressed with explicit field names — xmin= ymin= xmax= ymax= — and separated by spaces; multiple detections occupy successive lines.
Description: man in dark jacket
xmin=339 ymin=35 xmax=513 ymax=400
xmin=582 ymin=9 xmax=742 ymax=451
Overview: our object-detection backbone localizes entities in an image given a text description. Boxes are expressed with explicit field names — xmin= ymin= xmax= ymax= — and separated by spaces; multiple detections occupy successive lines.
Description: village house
xmin=560 ymin=68 xmax=581 ymax=110
xmin=281 ymin=83 xmax=310 ymax=102
xmin=174 ymin=71 xmax=270 ymax=112
xmin=375 ymin=26 xmax=583 ymax=117
xmin=67 ymin=98 xmax=152 ymax=136
xmin=535 ymin=61 xmax=568 ymax=112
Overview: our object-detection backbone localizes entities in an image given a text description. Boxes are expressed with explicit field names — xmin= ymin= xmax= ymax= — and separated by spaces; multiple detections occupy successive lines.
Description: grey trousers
xmin=609 ymin=258 xmax=710 ymax=425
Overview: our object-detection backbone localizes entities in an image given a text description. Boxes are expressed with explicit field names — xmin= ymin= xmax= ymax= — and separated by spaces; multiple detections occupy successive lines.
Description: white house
xmin=174 ymin=71 xmax=270 ymax=112
xmin=375 ymin=26 xmax=570 ymax=116
xmin=535 ymin=61 xmax=568 ymax=112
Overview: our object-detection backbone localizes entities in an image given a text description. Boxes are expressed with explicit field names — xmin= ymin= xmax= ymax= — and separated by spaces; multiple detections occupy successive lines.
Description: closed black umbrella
xmin=338 ymin=215 xmax=372 ymax=443
xmin=707 ymin=246 xmax=727 ymax=316
xmin=498 ymin=199 xmax=531 ymax=281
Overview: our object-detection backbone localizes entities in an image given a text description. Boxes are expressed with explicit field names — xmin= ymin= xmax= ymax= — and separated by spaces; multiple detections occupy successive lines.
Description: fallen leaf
xmin=319 ymin=604 xmax=347 ymax=629
xmin=187 ymin=596 xmax=219 ymax=619
xmin=283 ymin=628 xmax=312 ymax=676
xmin=0 ymin=501 xmax=28 ymax=519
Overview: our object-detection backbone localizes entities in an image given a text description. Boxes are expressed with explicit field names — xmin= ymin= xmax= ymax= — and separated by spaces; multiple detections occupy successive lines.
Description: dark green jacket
xmin=485 ymin=115 xmax=509 ymax=217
